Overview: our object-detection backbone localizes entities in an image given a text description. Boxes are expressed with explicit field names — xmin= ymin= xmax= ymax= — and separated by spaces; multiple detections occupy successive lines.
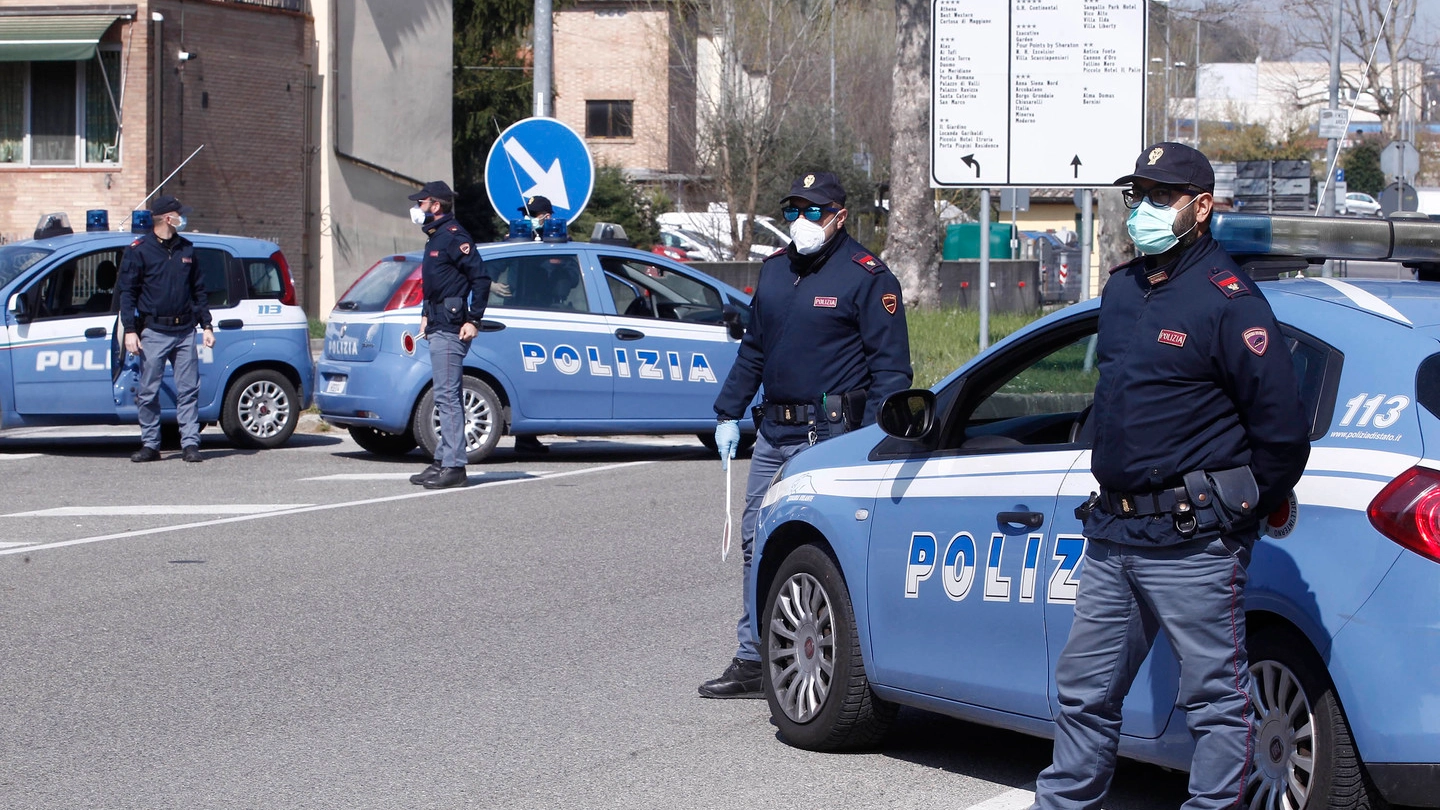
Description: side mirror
xmin=8 ymin=292 xmax=29 ymax=324
xmin=722 ymin=304 xmax=744 ymax=340
xmin=878 ymin=388 xmax=936 ymax=441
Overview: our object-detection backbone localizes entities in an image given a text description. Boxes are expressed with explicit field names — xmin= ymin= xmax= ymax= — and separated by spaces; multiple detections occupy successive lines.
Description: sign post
xmin=484 ymin=117 xmax=595 ymax=223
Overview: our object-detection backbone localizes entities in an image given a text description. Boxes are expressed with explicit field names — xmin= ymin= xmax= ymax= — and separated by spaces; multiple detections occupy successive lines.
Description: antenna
xmin=493 ymin=119 xmax=532 ymax=216
xmin=134 ymin=144 xmax=205 ymax=210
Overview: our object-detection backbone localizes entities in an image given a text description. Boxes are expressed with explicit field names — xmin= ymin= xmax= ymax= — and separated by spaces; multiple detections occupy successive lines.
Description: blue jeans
xmin=428 ymin=331 xmax=470 ymax=468
xmin=735 ymin=431 xmax=808 ymax=662
xmin=137 ymin=328 xmax=201 ymax=450
xmin=1034 ymin=535 xmax=1256 ymax=810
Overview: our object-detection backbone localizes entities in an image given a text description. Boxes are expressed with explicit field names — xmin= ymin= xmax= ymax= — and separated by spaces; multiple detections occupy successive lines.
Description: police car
xmin=0 ymin=214 xmax=312 ymax=447
xmin=315 ymin=237 xmax=753 ymax=462
xmin=751 ymin=213 xmax=1440 ymax=809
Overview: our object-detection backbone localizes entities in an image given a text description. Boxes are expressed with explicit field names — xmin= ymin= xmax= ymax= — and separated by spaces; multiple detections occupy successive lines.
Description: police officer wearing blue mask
xmin=700 ymin=171 xmax=913 ymax=698
xmin=407 ymin=180 xmax=491 ymax=489
xmin=119 ymin=195 xmax=213 ymax=463
xmin=1030 ymin=143 xmax=1311 ymax=810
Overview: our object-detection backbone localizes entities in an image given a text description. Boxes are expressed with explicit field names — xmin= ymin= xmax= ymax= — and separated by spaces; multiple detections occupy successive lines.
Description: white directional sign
xmin=484 ymin=117 xmax=595 ymax=222
xmin=931 ymin=0 xmax=1147 ymax=187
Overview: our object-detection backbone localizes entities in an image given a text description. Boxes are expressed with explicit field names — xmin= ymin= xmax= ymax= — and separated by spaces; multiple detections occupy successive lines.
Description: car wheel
xmin=762 ymin=544 xmax=896 ymax=751
xmin=220 ymin=369 xmax=298 ymax=449
xmin=412 ymin=376 xmax=503 ymax=465
xmin=348 ymin=426 xmax=418 ymax=456
xmin=1246 ymin=626 xmax=1385 ymax=810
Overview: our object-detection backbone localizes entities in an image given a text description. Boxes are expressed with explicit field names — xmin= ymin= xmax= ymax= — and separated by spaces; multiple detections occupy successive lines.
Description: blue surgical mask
xmin=1126 ymin=197 xmax=1197 ymax=255
xmin=174 ymin=215 xmax=187 ymax=231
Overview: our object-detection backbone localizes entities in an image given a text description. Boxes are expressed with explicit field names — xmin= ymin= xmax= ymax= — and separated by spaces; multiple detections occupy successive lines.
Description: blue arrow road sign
xmin=485 ymin=117 xmax=595 ymax=223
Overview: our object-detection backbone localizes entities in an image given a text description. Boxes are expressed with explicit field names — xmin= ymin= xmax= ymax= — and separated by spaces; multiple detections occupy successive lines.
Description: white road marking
xmin=966 ymin=786 xmax=1037 ymax=810
xmin=0 ymin=461 xmax=651 ymax=557
xmin=3 ymin=505 xmax=311 ymax=517
xmin=303 ymin=471 xmax=537 ymax=482
xmin=0 ymin=454 xmax=42 ymax=461
xmin=0 ymin=541 xmax=34 ymax=549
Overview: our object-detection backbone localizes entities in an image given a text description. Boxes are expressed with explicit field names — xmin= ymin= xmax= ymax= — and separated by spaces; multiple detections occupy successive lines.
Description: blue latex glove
xmin=715 ymin=420 xmax=740 ymax=470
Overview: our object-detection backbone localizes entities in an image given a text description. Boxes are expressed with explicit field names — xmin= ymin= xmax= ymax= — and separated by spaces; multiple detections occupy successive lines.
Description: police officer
xmin=407 ymin=181 xmax=491 ymax=489
xmin=700 ymin=171 xmax=913 ymax=698
xmin=1030 ymin=143 xmax=1310 ymax=809
xmin=118 ymin=195 xmax=213 ymax=463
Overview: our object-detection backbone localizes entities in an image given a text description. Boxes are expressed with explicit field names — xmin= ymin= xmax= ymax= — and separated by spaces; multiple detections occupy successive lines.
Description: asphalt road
xmin=0 ymin=424 xmax=1193 ymax=809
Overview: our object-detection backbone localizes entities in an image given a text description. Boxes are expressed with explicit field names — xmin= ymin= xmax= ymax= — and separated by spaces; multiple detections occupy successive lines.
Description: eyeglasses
xmin=1122 ymin=186 xmax=1205 ymax=210
xmin=781 ymin=204 xmax=840 ymax=222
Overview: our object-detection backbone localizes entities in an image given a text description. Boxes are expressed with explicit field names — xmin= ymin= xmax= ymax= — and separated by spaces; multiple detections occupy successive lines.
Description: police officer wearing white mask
xmin=701 ymin=171 xmax=912 ymax=698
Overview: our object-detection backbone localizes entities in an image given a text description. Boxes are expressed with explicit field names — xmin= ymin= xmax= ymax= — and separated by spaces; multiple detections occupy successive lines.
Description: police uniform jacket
xmin=421 ymin=213 xmax=490 ymax=335
xmin=1086 ymin=233 xmax=1310 ymax=545
xmin=117 ymin=230 xmax=211 ymax=335
xmin=713 ymin=228 xmax=913 ymax=446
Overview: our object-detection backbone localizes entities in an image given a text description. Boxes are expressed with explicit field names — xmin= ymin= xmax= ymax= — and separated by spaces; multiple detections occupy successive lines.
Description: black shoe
xmin=182 ymin=446 xmax=203 ymax=463
xmin=409 ymin=462 xmax=442 ymax=485
xmin=515 ymin=435 xmax=549 ymax=454
xmin=698 ymin=657 xmax=764 ymax=699
xmin=131 ymin=446 xmax=160 ymax=463
xmin=423 ymin=467 xmax=468 ymax=489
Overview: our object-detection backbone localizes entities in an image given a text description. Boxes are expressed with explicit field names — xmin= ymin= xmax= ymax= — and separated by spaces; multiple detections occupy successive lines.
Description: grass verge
xmin=907 ymin=308 xmax=1043 ymax=389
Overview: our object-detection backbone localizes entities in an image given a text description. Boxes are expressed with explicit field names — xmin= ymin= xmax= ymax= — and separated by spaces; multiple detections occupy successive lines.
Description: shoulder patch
xmin=447 ymin=225 xmax=459 ymax=232
xmin=767 ymin=246 xmax=787 ymax=259
xmin=852 ymin=252 xmax=887 ymax=274
xmin=459 ymin=242 xmax=471 ymax=255
xmin=130 ymin=238 xmax=142 ymax=247
xmin=1209 ymin=269 xmax=1250 ymax=298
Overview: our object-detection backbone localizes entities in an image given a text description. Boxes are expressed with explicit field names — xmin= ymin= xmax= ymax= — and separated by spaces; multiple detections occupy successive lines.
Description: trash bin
xmin=943 ymin=223 xmax=1017 ymax=260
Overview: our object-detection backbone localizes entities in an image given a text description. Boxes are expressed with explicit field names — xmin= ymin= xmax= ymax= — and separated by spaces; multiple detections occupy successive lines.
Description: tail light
xmin=386 ymin=266 xmax=424 ymax=311
xmin=271 ymin=250 xmax=297 ymax=306
xmin=1367 ymin=466 xmax=1440 ymax=563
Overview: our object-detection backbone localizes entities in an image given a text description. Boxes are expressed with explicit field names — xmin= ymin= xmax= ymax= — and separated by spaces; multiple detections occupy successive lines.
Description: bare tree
xmin=882 ymin=0 xmax=939 ymax=308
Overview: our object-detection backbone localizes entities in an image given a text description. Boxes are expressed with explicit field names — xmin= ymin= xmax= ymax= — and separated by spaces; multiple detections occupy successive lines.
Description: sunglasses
xmin=781 ymin=205 xmax=841 ymax=222
xmin=1122 ymin=185 xmax=1206 ymax=210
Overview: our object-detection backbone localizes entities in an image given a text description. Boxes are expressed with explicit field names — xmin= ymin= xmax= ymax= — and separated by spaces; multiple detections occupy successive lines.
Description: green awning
xmin=0 ymin=15 xmax=121 ymax=62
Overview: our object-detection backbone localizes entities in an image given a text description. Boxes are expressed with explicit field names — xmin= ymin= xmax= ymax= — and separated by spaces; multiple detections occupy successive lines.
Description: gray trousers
xmin=428 ymin=330 xmax=470 ymax=468
xmin=735 ymin=431 xmax=808 ymax=662
xmin=1034 ymin=534 xmax=1256 ymax=810
xmin=137 ymin=328 xmax=201 ymax=450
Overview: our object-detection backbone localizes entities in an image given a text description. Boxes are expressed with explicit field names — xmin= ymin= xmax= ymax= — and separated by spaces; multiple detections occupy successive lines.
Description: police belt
xmin=1099 ymin=486 xmax=1189 ymax=518
xmin=144 ymin=314 xmax=194 ymax=328
xmin=759 ymin=401 xmax=818 ymax=426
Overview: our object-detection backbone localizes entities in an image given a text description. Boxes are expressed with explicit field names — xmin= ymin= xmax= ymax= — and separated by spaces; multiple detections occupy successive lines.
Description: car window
xmin=605 ymin=272 xmax=644 ymax=315
xmin=486 ymin=253 xmax=587 ymax=312
xmin=28 ymin=248 xmax=124 ymax=320
xmin=599 ymin=255 xmax=724 ymax=322
xmin=0 ymin=245 xmax=51 ymax=289
xmin=948 ymin=326 xmax=1100 ymax=451
xmin=196 ymin=248 xmax=233 ymax=309
xmin=244 ymin=258 xmax=284 ymax=300
xmin=1280 ymin=325 xmax=1341 ymax=441
xmin=336 ymin=257 xmax=420 ymax=312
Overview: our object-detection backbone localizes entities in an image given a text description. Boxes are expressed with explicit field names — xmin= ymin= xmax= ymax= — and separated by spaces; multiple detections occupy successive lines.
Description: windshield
xmin=0 ymin=245 xmax=53 ymax=289
xmin=335 ymin=257 xmax=420 ymax=312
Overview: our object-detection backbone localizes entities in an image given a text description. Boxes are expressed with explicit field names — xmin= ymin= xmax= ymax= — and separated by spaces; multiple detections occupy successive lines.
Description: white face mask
xmin=790 ymin=218 xmax=830 ymax=255
xmin=410 ymin=206 xmax=428 ymax=226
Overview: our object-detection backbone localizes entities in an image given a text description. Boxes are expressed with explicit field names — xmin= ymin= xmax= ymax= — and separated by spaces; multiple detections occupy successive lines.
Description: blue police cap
xmin=518 ymin=195 xmax=554 ymax=216
xmin=1114 ymin=142 xmax=1215 ymax=192
xmin=149 ymin=195 xmax=192 ymax=216
xmin=407 ymin=180 xmax=455 ymax=203
xmin=783 ymin=171 xmax=846 ymax=206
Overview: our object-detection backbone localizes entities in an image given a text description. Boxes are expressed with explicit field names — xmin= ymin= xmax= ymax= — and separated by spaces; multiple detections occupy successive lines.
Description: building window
xmin=0 ymin=50 xmax=121 ymax=167
xmin=586 ymin=100 xmax=633 ymax=139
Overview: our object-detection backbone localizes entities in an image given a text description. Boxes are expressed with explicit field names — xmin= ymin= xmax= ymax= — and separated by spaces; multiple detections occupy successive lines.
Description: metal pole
xmin=829 ymin=0 xmax=836 ymax=145
xmin=533 ymin=0 xmax=553 ymax=116
xmin=979 ymin=189 xmax=991 ymax=351
xmin=1322 ymin=0 xmax=1341 ymax=278
xmin=1194 ymin=17 xmax=1201 ymax=148
xmin=1080 ymin=189 xmax=1094 ymax=302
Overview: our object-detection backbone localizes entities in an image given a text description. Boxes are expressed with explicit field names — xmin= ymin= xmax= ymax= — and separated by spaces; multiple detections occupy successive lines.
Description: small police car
xmin=0 ymin=217 xmax=312 ymax=448
xmin=752 ymin=214 xmax=1440 ymax=809
xmin=315 ymin=238 xmax=753 ymax=461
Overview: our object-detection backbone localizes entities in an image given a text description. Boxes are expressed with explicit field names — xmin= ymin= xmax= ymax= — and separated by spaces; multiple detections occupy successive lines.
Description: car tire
xmin=1246 ymin=625 xmax=1386 ymax=810
xmin=762 ymin=544 xmax=896 ymax=751
xmin=412 ymin=376 xmax=503 ymax=465
xmin=220 ymin=369 xmax=299 ymax=449
xmin=348 ymin=426 xmax=418 ymax=456
xmin=696 ymin=432 xmax=755 ymax=455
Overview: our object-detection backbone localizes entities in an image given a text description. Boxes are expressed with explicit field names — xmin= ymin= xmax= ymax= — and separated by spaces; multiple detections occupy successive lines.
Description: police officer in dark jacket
xmin=406 ymin=181 xmax=491 ymax=489
xmin=700 ymin=171 xmax=912 ymax=698
xmin=118 ymin=195 xmax=213 ymax=463
xmin=1030 ymin=144 xmax=1310 ymax=810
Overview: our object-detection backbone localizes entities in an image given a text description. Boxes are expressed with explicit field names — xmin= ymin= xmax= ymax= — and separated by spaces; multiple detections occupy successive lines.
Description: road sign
xmin=484 ymin=117 xmax=595 ymax=222
xmin=1318 ymin=109 xmax=1350 ymax=139
xmin=931 ymin=0 xmax=1146 ymax=187
xmin=999 ymin=188 xmax=1030 ymax=211
xmin=1380 ymin=140 xmax=1420 ymax=183
xmin=1379 ymin=181 xmax=1418 ymax=215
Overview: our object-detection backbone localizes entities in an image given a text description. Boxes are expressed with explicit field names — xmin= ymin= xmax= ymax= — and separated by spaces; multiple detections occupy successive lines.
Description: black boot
xmin=698 ymin=657 xmax=763 ymax=699
xmin=424 ymin=466 xmax=468 ymax=489
xmin=409 ymin=461 xmax=442 ymax=485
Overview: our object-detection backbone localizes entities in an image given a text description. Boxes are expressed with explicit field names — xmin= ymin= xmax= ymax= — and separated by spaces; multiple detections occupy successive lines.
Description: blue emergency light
xmin=540 ymin=217 xmax=568 ymax=243
xmin=130 ymin=210 xmax=153 ymax=233
xmin=505 ymin=218 xmax=535 ymax=242
xmin=86 ymin=209 xmax=109 ymax=232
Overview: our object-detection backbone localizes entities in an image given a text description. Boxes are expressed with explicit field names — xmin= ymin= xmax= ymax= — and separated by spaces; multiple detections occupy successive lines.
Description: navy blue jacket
xmin=713 ymin=228 xmax=913 ymax=446
xmin=1086 ymin=234 xmax=1310 ymax=545
xmin=117 ymin=230 xmax=211 ymax=334
xmin=420 ymin=213 xmax=490 ymax=334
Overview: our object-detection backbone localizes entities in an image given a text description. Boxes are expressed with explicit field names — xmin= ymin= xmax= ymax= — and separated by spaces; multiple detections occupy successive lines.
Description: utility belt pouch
xmin=751 ymin=405 xmax=764 ymax=433
xmin=841 ymin=389 xmax=866 ymax=431
xmin=1182 ymin=466 xmax=1259 ymax=534
xmin=441 ymin=296 xmax=465 ymax=324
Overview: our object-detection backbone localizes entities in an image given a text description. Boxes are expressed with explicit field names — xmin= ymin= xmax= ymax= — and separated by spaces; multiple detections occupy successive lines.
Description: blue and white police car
xmin=751 ymin=214 xmax=1440 ymax=809
xmin=316 ymin=237 xmax=753 ymax=461
xmin=0 ymin=214 xmax=312 ymax=448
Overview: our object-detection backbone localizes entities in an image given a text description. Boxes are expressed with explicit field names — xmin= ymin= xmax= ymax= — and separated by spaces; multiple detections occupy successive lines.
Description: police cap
xmin=519 ymin=195 xmax=554 ymax=216
xmin=149 ymin=195 xmax=192 ymax=216
xmin=407 ymin=180 xmax=455 ymax=203
xmin=783 ymin=171 xmax=846 ymax=206
xmin=1114 ymin=142 xmax=1215 ymax=192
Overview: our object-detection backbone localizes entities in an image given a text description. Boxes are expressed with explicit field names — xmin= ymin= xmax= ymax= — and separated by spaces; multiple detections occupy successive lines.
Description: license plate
xmin=325 ymin=378 xmax=346 ymax=395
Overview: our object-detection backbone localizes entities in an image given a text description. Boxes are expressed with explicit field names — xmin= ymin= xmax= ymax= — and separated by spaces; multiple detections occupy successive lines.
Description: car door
xmin=9 ymin=246 xmax=125 ymax=416
xmin=865 ymin=317 xmax=1096 ymax=718
xmin=596 ymin=253 xmax=738 ymax=424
